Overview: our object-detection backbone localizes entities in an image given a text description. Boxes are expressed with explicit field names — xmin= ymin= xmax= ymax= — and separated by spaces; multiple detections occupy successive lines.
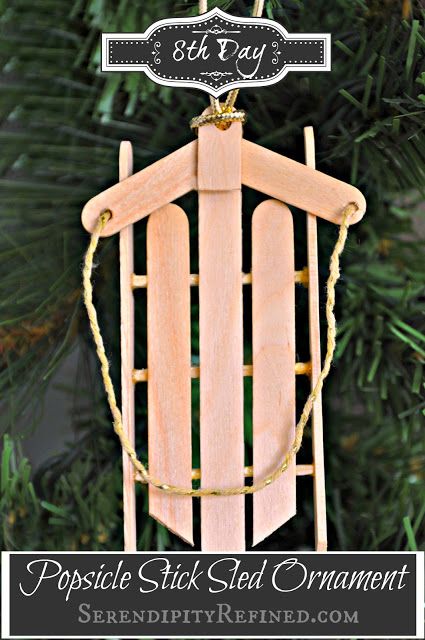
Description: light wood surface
xmin=304 ymin=127 xmax=328 ymax=551
xmin=119 ymin=141 xmax=137 ymax=552
xmin=82 ymin=141 xmax=197 ymax=236
xmin=147 ymin=204 xmax=193 ymax=545
xmin=198 ymin=122 xmax=245 ymax=551
xmin=252 ymin=199 xmax=296 ymax=545
xmin=242 ymin=139 xmax=366 ymax=225
xmin=82 ymin=137 xmax=366 ymax=238
xmin=197 ymin=127 xmax=241 ymax=191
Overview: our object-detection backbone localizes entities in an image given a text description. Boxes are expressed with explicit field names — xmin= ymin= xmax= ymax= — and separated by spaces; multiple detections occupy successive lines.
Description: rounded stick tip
xmin=348 ymin=189 xmax=367 ymax=224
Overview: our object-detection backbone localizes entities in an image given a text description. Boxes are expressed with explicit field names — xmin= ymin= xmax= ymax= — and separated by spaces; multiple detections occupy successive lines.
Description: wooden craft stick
xmin=147 ymin=204 xmax=193 ymax=545
xmin=81 ymin=138 xmax=366 ymax=238
xmin=252 ymin=199 xmax=296 ymax=545
xmin=119 ymin=141 xmax=137 ymax=551
xmin=242 ymin=140 xmax=366 ymax=225
xmin=133 ymin=361 xmax=311 ymax=382
xmin=132 ymin=270 xmax=308 ymax=288
xmin=198 ymin=121 xmax=245 ymax=551
xmin=82 ymin=141 xmax=197 ymax=236
xmin=304 ymin=127 xmax=328 ymax=551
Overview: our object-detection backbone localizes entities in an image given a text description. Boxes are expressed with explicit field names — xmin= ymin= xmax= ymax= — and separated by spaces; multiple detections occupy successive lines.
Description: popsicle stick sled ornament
xmin=82 ymin=6 xmax=366 ymax=552
xmin=82 ymin=119 xmax=366 ymax=551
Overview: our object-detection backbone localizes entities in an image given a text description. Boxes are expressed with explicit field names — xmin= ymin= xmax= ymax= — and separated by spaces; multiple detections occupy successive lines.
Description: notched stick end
xmin=346 ymin=188 xmax=367 ymax=225
xmin=81 ymin=198 xmax=116 ymax=237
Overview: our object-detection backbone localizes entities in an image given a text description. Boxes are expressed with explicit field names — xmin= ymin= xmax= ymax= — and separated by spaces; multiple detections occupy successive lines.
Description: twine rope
xmin=190 ymin=108 xmax=247 ymax=130
xmin=83 ymin=202 xmax=357 ymax=497
xmin=191 ymin=0 xmax=265 ymax=130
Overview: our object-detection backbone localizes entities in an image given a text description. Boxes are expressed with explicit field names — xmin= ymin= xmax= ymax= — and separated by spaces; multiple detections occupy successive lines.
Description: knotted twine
xmin=82 ymin=202 xmax=358 ymax=497
xmin=190 ymin=0 xmax=266 ymax=129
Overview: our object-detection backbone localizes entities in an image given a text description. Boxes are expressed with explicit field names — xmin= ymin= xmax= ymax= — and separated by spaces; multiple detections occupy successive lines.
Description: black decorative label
xmin=2 ymin=551 xmax=422 ymax=638
xmin=101 ymin=8 xmax=330 ymax=97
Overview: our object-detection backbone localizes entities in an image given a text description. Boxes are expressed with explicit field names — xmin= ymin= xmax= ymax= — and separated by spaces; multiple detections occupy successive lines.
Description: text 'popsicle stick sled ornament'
xmin=82 ymin=118 xmax=366 ymax=552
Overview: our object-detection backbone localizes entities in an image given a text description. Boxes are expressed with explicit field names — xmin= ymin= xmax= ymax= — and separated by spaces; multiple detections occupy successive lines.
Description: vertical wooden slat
xmin=252 ymin=199 xmax=296 ymax=545
xmin=304 ymin=126 xmax=328 ymax=551
xmin=119 ymin=141 xmax=137 ymax=551
xmin=147 ymin=204 xmax=193 ymax=545
xmin=198 ymin=121 xmax=245 ymax=551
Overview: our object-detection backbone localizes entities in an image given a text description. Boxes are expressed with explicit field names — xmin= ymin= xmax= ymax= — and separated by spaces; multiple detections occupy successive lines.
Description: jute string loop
xmin=191 ymin=0 xmax=265 ymax=130
xmin=190 ymin=106 xmax=247 ymax=130
xmin=82 ymin=203 xmax=358 ymax=497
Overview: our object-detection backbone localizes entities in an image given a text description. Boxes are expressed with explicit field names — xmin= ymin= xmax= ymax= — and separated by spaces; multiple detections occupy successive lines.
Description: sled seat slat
xmin=147 ymin=203 xmax=193 ymax=545
xmin=252 ymin=200 xmax=296 ymax=546
xmin=198 ymin=121 xmax=245 ymax=551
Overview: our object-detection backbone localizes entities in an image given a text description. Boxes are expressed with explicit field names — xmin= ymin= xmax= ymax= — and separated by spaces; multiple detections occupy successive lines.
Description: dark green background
xmin=0 ymin=0 xmax=424 ymax=560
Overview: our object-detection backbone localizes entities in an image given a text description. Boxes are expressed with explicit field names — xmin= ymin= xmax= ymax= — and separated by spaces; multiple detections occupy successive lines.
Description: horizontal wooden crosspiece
xmin=81 ymin=139 xmax=366 ymax=236
xmin=131 ymin=267 xmax=309 ymax=289
xmin=192 ymin=464 xmax=314 ymax=479
xmin=132 ymin=362 xmax=312 ymax=383
xmin=134 ymin=464 xmax=314 ymax=484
